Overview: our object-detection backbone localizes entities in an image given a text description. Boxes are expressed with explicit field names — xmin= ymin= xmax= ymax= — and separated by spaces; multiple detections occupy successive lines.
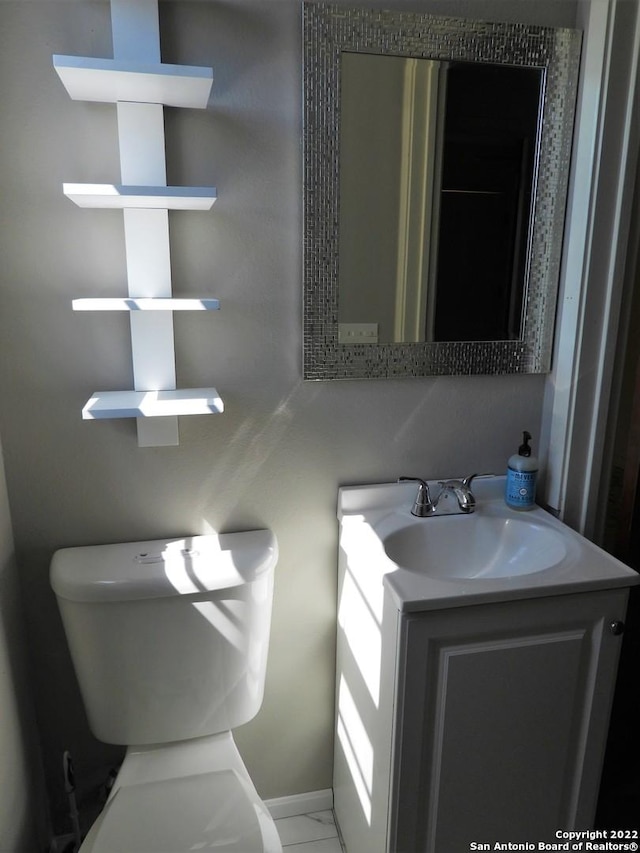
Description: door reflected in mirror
xmin=338 ymin=53 xmax=543 ymax=345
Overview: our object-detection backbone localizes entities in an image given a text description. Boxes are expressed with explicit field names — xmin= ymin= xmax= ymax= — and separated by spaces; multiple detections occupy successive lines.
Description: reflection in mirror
xmin=339 ymin=55 xmax=543 ymax=344
xmin=303 ymin=3 xmax=581 ymax=378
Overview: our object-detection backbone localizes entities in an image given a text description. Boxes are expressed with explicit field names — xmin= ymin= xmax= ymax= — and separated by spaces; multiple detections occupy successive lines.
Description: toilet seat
xmin=81 ymin=768 xmax=280 ymax=853
xmin=79 ymin=732 xmax=282 ymax=853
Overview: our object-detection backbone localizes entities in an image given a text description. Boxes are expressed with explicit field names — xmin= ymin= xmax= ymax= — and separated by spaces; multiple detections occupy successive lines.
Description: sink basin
xmin=382 ymin=511 xmax=568 ymax=579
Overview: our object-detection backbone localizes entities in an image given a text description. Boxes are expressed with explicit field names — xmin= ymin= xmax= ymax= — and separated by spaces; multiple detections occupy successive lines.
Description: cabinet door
xmin=390 ymin=590 xmax=628 ymax=853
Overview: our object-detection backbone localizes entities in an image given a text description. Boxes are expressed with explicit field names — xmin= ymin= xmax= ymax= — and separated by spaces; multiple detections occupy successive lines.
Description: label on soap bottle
xmin=505 ymin=468 xmax=537 ymax=509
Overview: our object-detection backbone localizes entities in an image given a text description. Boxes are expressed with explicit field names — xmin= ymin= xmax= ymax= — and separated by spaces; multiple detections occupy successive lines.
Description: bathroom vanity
xmin=334 ymin=478 xmax=639 ymax=853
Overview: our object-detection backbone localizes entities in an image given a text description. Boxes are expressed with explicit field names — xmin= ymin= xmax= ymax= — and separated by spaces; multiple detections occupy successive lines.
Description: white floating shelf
xmin=82 ymin=388 xmax=224 ymax=420
xmin=63 ymin=184 xmax=217 ymax=210
xmin=72 ymin=297 xmax=220 ymax=311
xmin=53 ymin=55 xmax=213 ymax=108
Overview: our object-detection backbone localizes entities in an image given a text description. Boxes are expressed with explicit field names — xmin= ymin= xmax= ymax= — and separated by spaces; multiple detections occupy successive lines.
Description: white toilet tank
xmin=50 ymin=530 xmax=277 ymax=745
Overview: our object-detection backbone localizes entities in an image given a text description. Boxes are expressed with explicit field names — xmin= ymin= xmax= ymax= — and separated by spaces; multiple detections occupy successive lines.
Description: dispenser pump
xmin=518 ymin=431 xmax=532 ymax=457
xmin=505 ymin=431 xmax=539 ymax=510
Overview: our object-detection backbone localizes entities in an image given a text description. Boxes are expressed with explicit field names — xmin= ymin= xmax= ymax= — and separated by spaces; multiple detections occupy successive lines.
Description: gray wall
xmin=0 ymin=436 xmax=48 ymax=851
xmin=0 ymin=0 xmax=576 ymax=831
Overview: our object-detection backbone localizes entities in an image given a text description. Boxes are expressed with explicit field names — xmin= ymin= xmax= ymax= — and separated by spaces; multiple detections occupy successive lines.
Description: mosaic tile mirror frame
xmin=302 ymin=2 xmax=582 ymax=379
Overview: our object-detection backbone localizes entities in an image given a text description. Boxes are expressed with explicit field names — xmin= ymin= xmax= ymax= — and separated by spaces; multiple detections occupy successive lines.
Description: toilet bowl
xmin=50 ymin=531 xmax=281 ymax=853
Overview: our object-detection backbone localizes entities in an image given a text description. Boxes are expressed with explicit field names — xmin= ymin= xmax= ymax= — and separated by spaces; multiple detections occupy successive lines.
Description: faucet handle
xmin=398 ymin=477 xmax=435 ymax=516
xmin=399 ymin=476 xmax=428 ymax=488
xmin=437 ymin=474 xmax=484 ymax=489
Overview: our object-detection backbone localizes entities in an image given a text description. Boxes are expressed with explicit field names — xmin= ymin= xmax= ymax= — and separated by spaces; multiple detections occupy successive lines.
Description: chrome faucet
xmin=399 ymin=475 xmax=479 ymax=517
xmin=436 ymin=476 xmax=477 ymax=514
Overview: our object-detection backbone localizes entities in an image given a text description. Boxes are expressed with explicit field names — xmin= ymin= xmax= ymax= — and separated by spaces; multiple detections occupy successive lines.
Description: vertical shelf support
xmin=114 ymin=1 xmax=176 ymax=447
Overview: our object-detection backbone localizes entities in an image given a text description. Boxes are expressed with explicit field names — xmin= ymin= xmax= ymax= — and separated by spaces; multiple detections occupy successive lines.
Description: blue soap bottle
xmin=505 ymin=431 xmax=538 ymax=510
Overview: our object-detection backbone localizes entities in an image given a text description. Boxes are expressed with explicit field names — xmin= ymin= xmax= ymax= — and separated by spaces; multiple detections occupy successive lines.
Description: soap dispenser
xmin=505 ymin=431 xmax=538 ymax=510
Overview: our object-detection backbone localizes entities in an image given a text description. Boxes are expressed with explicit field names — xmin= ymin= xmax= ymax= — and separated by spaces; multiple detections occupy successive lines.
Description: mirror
xmin=339 ymin=55 xmax=542 ymax=344
xmin=303 ymin=3 xmax=581 ymax=378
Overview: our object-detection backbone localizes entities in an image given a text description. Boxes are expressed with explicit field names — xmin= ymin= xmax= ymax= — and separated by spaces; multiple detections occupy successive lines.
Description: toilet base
xmin=79 ymin=731 xmax=282 ymax=853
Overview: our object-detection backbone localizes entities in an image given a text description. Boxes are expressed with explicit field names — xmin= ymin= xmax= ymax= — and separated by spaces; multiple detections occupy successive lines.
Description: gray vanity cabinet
xmin=389 ymin=590 xmax=628 ymax=852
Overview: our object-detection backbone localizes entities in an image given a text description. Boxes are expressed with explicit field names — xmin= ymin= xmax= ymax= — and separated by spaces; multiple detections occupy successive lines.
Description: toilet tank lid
xmin=50 ymin=530 xmax=278 ymax=603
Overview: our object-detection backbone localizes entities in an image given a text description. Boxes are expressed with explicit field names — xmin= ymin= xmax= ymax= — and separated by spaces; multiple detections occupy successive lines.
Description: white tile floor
xmin=273 ymin=810 xmax=344 ymax=852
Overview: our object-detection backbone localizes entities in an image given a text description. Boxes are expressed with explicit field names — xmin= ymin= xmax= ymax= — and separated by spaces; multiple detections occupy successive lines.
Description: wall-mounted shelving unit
xmin=54 ymin=0 xmax=222 ymax=447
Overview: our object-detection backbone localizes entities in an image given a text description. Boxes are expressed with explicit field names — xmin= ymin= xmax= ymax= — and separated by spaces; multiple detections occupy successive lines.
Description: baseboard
xmin=265 ymin=788 xmax=334 ymax=819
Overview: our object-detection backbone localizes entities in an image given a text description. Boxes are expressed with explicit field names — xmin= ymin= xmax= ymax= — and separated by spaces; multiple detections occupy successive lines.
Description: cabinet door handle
xmin=609 ymin=621 xmax=625 ymax=636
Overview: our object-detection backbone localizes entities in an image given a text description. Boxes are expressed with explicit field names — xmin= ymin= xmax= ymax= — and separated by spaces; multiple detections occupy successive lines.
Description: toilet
xmin=50 ymin=530 xmax=282 ymax=853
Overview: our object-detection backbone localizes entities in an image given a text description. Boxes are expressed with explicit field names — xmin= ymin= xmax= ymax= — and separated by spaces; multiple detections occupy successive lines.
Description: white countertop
xmin=338 ymin=477 xmax=640 ymax=613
